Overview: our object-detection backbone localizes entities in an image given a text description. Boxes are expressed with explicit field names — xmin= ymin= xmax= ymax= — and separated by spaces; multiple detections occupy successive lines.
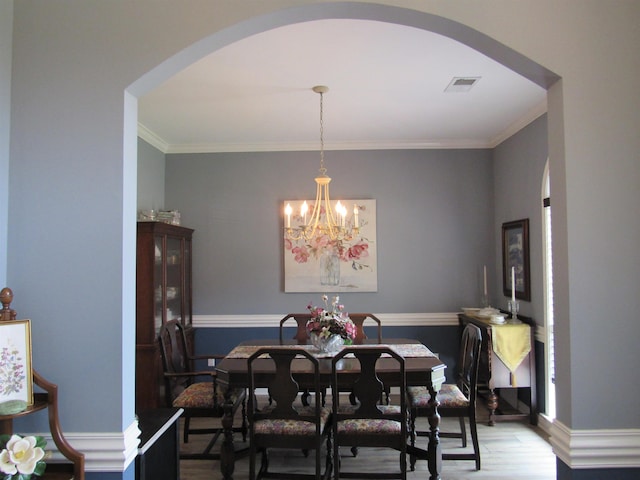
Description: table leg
xmin=487 ymin=389 xmax=498 ymax=426
xmin=220 ymin=392 xmax=236 ymax=480
xmin=427 ymin=386 xmax=442 ymax=480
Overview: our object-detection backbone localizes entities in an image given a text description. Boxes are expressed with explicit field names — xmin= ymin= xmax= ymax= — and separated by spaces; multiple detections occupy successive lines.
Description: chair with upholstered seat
xmin=407 ymin=323 xmax=482 ymax=470
xmin=330 ymin=346 xmax=408 ymax=480
xmin=158 ymin=319 xmax=247 ymax=460
xmin=247 ymin=347 xmax=333 ymax=480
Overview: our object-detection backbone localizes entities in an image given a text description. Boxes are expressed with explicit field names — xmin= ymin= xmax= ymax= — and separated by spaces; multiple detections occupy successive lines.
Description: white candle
xmin=285 ymin=203 xmax=292 ymax=228
xmin=353 ymin=204 xmax=359 ymax=228
xmin=511 ymin=266 xmax=516 ymax=303
xmin=336 ymin=201 xmax=345 ymax=227
xmin=300 ymin=201 xmax=308 ymax=225
xmin=483 ymin=265 xmax=487 ymax=296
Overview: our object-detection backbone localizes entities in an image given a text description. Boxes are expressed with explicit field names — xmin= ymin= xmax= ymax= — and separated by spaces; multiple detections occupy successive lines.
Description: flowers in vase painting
xmin=284 ymin=202 xmax=372 ymax=272
xmin=306 ymin=295 xmax=356 ymax=344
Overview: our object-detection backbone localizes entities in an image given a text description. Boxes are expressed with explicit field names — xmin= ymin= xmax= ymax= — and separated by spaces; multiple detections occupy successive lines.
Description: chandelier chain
xmin=318 ymin=91 xmax=326 ymax=176
xmin=283 ymin=85 xmax=359 ymax=243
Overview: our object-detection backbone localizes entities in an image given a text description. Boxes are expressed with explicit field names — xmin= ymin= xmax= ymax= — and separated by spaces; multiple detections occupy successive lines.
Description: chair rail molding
xmin=193 ymin=312 xmax=459 ymax=328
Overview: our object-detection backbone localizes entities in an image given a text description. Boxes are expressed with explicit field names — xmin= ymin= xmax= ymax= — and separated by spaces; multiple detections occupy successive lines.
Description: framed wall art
xmin=284 ymin=199 xmax=377 ymax=293
xmin=0 ymin=319 xmax=34 ymax=405
xmin=502 ymin=218 xmax=531 ymax=301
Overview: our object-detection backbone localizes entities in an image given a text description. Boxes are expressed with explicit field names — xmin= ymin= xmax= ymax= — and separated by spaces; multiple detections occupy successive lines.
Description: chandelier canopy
xmin=284 ymin=86 xmax=359 ymax=242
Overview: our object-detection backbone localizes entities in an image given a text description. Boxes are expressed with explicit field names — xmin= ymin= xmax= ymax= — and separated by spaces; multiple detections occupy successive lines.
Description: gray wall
xmin=493 ymin=114 xmax=549 ymax=323
xmin=136 ymin=138 xmax=165 ymax=213
xmin=0 ymin=0 xmax=12 ymax=286
xmin=165 ymin=149 xmax=495 ymax=314
xmin=5 ymin=2 xmax=640 ymax=479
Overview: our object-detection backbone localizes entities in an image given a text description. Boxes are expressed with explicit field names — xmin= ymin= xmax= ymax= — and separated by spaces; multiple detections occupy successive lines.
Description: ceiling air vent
xmin=445 ymin=77 xmax=481 ymax=93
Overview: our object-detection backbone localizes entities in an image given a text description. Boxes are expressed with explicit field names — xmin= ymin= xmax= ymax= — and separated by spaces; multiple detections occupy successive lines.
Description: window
xmin=542 ymin=161 xmax=555 ymax=419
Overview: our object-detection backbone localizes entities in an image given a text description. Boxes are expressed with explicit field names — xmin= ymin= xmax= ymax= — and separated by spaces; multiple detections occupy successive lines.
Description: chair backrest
xmin=158 ymin=319 xmax=192 ymax=404
xmin=331 ymin=346 xmax=406 ymax=419
xmin=348 ymin=313 xmax=383 ymax=344
xmin=456 ymin=323 xmax=483 ymax=404
xmin=248 ymin=347 xmax=322 ymax=423
xmin=278 ymin=313 xmax=311 ymax=344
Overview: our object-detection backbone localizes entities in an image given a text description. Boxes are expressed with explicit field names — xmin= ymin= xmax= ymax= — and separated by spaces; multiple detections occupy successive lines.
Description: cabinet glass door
xmin=183 ymin=239 xmax=192 ymax=328
xmin=153 ymin=237 xmax=164 ymax=333
xmin=166 ymin=236 xmax=184 ymax=326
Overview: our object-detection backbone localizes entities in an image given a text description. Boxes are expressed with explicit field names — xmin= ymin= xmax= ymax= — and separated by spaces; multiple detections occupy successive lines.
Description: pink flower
xmin=284 ymin=238 xmax=293 ymax=251
xmin=347 ymin=242 xmax=369 ymax=260
xmin=292 ymin=245 xmax=309 ymax=263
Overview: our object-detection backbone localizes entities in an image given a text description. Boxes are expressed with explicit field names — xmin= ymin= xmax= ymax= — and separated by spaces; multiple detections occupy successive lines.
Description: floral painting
xmin=284 ymin=199 xmax=377 ymax=292
xmin=0 ymin=320 xmax=33 ymax=405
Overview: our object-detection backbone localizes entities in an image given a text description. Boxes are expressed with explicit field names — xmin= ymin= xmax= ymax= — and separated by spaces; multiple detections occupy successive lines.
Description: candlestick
xmin=483 ymin=265 xmax=487 ymax=296
xmin=301 ymin=201 xmax=308 ymax=225
xmin=353 ymin=204 xmax=359 ymax=228
xmin=511 ymin=266 xmax=516 ymax=303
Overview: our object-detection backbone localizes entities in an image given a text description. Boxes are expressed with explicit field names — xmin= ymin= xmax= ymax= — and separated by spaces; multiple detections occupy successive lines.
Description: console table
xmin=459 ymin=313 xmax=537 ymax=425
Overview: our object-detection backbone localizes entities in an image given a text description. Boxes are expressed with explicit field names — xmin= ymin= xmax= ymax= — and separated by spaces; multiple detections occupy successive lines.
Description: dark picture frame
xmin=502 ymin=218 xmax=531 ymax=301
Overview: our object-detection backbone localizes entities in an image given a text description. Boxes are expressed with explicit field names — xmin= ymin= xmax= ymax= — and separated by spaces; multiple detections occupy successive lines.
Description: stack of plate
xmin=477 ymin=307 xmax=500 ymax=318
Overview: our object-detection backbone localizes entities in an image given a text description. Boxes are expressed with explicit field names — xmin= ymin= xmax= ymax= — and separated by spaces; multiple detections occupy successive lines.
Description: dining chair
xmin=279 ymin=313 xmax=312 ymax=344
xmin=347 ymin=313 xmax=382 ymax=345
xmin=247 ymin=347 xmax=333 ymax=480
xmin=407 ymin=322 xmax=483 ymax=470
xmin=330 ymin=346 xmax=408 ymax=480
xmin=158 ymin=320 xmax=247 ymax=460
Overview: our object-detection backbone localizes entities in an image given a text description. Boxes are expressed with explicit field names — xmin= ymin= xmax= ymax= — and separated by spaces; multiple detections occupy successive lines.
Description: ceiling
xmin=137 ymin=19 xmax=547 ymax=154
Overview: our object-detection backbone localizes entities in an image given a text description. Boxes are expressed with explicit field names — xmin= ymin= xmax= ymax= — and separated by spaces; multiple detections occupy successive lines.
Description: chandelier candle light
xmin=284 ymin=86 xmax=359 ymax=242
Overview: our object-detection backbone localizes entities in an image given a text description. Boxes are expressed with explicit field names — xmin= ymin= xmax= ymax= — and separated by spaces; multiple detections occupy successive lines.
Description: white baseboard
xmin=38 ymin=418 xmax=140 ymax=472
xmin=550 ymin=419 xmax=640 ymax=469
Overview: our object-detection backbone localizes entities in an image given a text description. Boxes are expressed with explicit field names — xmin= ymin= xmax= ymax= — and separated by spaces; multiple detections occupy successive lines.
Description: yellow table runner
xmin=491 ymin=323 xmax=531 ymax=386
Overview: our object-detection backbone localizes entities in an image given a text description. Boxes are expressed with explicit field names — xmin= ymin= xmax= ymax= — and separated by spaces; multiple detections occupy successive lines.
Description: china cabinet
xmin=136 ymin=222 xmax=194 ymax=410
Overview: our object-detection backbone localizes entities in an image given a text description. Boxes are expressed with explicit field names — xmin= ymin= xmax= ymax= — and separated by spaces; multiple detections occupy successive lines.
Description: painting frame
xmin=0 ymin=319 xmax=34 ymax=406
xmin=284 ymin=199 xmax=377 ymax=293
xmin=502 ymin=218 xmax=531 ymax=301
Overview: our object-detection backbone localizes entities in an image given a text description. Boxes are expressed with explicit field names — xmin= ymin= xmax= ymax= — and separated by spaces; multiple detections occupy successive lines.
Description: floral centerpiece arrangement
xmin=306 ymin=295 xmax=356 ymax=351
xmin=0 ymin=434 xmax=47 ymax=480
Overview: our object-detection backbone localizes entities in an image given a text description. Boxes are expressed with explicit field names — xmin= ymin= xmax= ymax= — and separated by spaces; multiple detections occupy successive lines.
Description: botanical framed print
xmin=0 ymin=319 xmax=34 ymax=405
xmin=284 ymin=199 xmax=377 ymax=292
xmin=502 ymin=219 xmax=531 ymax=301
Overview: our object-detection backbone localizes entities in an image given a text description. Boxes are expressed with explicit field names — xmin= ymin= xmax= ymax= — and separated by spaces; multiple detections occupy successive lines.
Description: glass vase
xmin=311 ymin=333 xmax=343 ymax=353
xmin=319 ymin=249 xmax=340 ymax=286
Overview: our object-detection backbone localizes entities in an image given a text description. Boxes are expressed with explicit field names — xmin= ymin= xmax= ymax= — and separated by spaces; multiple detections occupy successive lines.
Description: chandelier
xmin=284 ymin=86 xmax=359 ymax=242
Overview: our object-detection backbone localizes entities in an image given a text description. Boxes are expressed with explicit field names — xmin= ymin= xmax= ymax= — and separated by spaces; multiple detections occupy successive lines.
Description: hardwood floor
xmin=178 ymin=397 xmax=556 ymax=479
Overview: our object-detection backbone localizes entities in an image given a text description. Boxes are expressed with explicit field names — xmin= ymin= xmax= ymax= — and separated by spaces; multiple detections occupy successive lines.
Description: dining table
xmin=215 ymin=338 xmax=447 ymax=480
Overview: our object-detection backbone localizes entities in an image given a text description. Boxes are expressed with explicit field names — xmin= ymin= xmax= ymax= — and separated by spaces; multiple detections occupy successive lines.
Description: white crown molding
xmin=137 ymin=101 xmax=546 ymax=154
xmin=37 ymin=418 xmax=141 ymax=472
xmin=193 ymin=312 xmax=459 ymax=328
xmin=550 ymin=420 xmax=640 ymax=469
xmin=139 ymin=98 xmax=546 ymax=156
xmin=489 ymin=99 xmax=548 ymax=148
xmin=138 ymin=123 xmax=169 ymax=153
xmin=163 ymin=139 xmax=495 ymax=154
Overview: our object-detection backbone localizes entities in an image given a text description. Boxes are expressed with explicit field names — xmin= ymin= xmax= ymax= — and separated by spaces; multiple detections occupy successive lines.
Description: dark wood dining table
xmin=215 ymin=338 xmax=447 ymax=480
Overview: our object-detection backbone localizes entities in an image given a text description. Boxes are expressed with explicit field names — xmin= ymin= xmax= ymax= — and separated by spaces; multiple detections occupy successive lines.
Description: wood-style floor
xmin=179 ymin=396 xmax=556 ymax=480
